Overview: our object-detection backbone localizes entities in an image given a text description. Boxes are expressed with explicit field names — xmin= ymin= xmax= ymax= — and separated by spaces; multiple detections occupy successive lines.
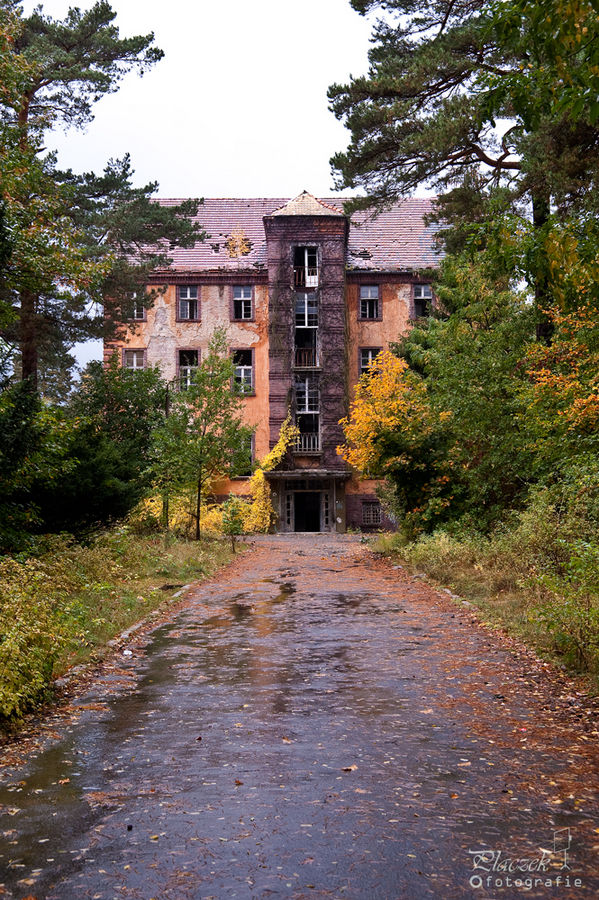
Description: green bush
xmin=390 ymin=464 xmax=599 ymax=675
xmin=0 ymin=553 xmax=73 ymax=718
xmin=534 ymin=541 xmax=599 ymax=671
xmin=0 ymin=528 xmax=234 ymax=723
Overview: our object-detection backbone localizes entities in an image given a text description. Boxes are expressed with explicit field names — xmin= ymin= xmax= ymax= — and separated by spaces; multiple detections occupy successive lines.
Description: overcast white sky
xmin=20 ymin=0 xmax=376 ymax=365
xmin=22 ymin=0 xmax=375 ymax=198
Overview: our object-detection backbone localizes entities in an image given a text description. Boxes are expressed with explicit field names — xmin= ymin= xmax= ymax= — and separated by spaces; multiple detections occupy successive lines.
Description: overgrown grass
xmin=374 ymin=487 xmax=599 ymax=682
xmin=0 ymin=528 xmax=236 ymax=723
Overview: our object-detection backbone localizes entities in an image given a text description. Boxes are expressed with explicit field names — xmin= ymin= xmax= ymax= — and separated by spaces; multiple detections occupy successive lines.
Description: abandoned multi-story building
xmin=106 ymin=191 xmax=439 ymax=532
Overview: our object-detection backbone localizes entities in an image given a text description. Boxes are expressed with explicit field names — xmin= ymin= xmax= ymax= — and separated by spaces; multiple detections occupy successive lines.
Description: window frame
xmin=176 ymin=285 xmax=201 ymax=322
xmin=231 ymin=347 xmax=255 ymax=396
xmin=412 ymin=283 xmax=433 ymax=318
xmin=362 ymin=500 xmax=382 ymax=526
xmin=231 ymin=285 xmax=254 ymax=322
xmin=359 ymin=346 xmax=382 ymax=377
xmin=295 ymin=291 xmax=318 ymax=328
xmin=295 ymin=374 xmax=319 ymax=413
xmin=177 ymin=347 xmax=200 ymax=390
xmin=122 ymin=348 xmax=146 ymax=371
xmin=293 ymin=245 xmax=319 ymax=289
xmin=358 ymin=285 xmax=381 ymax=321
xmin=128 ymin=294 xmax=147 ymax=322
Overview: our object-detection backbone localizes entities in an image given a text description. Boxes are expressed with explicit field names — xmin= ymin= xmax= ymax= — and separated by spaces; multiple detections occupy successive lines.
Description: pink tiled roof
xmin=158 ymin=197 xmax=441 ymax=273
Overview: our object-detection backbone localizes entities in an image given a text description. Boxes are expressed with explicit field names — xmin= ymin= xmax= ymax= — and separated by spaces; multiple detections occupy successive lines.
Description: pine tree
xmin=0 ymin=3 xmax=202 ymax=389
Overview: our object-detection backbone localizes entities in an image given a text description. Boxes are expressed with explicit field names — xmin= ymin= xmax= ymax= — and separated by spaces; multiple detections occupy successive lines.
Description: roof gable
xmin=271 ymin=191 xmax=345 ymax=217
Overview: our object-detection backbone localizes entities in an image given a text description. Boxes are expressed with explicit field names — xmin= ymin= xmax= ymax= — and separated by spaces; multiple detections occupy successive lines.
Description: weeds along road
xmin=0 ymin=534 xmax=598 ymax=899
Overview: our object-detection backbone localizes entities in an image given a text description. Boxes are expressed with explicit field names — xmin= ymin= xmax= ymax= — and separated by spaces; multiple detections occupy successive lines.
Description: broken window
xmin=294 ymin=375 xmax=319 ymax=451
xmin=295 ymin=292 xmax=319 ymax=367
xmin=233 ymin=349 xmax=254 ymax=393
xmin=178 ymin=349 xmax=198 ymax=389
xmin=362 ymin=501 xmax=382 ymax=526
xmin=294 ymin=414 xmax=320 ymax=452
xmin=293 ymin=246 xmax=318 ymax=288
xmin=123 ymin=349 xmax=145 ymax=370
xmin=295 ymin=375 xmax=319 ymax=412
xmin=233 ymin=285 xmax=253 ymax=320
xmin=359 ymin=347 xmax=381 ymax=377
xmin=178 ymin=285 xmax=200 ymax=321
xmin=413 ymin=284 xmax=433 ymax=318
xmin=359 ymin=285 xmax=379 ymax=319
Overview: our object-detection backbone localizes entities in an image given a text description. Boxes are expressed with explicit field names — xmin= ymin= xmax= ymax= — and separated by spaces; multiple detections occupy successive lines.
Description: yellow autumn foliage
xmin=242 ymin=414 xmax=300 ymax=533
xmin=135 ymin=415 xmax=300 ymax=536
xmin=338 ymin=349 xmax=435 ymax=476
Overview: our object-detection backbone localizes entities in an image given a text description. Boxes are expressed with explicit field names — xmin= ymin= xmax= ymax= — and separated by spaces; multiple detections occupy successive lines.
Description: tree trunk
xmin=195 ymin=471 xmax=202 ymax=541
xmin=532 ymin=191 xmax=553 ymax=343
xmin=162 ymin=491 xmax=170 ymax=532
xmin=20 ymin=289 xmax=38 ymax=389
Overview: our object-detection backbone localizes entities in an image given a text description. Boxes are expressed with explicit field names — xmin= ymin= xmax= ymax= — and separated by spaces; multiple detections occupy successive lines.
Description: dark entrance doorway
xmin=294 ymin=491 xmax=320 ymax=532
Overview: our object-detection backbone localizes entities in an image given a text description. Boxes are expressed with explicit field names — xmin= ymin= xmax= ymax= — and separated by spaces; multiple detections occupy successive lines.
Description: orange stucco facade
xmin=106 ymin=193 xmax=439 ymax=532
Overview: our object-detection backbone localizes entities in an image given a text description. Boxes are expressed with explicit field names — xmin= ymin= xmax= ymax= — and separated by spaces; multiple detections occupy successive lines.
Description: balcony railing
xmin=293 ymin=266 xmax=319 ymax=289
xmin=294 ymin=347 xmax=319 ymax=368
xmin=294 ymin=433 xmax=320 ymax=453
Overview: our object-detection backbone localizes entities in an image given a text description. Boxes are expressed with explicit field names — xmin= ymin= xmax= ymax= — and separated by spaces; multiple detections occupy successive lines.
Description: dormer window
xmin=293 ymin=247 xmax=318 ymax=288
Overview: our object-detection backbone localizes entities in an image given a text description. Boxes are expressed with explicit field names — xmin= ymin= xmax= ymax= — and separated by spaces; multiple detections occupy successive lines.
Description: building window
xmin=413 ymin=284 xmax=433 ymax=318
xmin=295 ymin=375 xmax=320 ymax=452
xmin=232 ymin=285 xmax=253 ymax=320
xmin=359 ymin=347 xmax=382 ymax=376
xmin=178 ymin=285 xmax=200 ymax=321
xmin=129 ymin=294 xmax=146 ymax=321
xmin=123 ymin=349 xmax=145 ymax=370
xmin=233 ymin=349 xmax=254 ymax=394
xmin=178 ymin=349 xmax=199 ymax=389
xmin=295 ymin=292 xmax=319 ymax=367
xmin=295 ymin=292 xmax=318 ymax=327
xmin=362 ymin=501 xmax=382 ymax=526
xmin=293 ymin=246 xmax=318 ymax=288
xmin=295 ymin=375 xmax=319 ymax=413
xmin=359 ymin=285 xmax=380 ymax=319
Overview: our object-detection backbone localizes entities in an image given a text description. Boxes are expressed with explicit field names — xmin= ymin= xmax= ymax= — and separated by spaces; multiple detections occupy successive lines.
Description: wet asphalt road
xmin=0 ymin=535 xmax=598 ymax=900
